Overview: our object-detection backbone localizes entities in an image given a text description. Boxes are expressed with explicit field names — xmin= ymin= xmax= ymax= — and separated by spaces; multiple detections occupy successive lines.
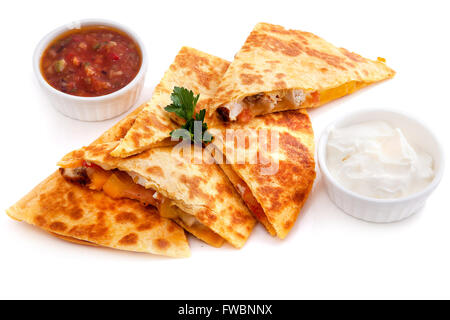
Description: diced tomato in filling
xmin=236 ymin=107 xmax=253 ymax=123
xmin=82 ymin=160 xmax=101 ymax=169
xmin=239 ymin=185 xmax=266 ymax=222
xmin=40 ymin=25 xmax=141 ymax=97
xmin=306 ymin=91 xmax=320 ymax=106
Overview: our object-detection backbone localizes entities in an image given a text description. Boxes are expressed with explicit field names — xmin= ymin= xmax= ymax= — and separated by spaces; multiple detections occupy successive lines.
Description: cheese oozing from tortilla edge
xmin=217 ymin=89 xmax=309 ymax=122
xmin=59 ymin=165 xmax=203 ymax=229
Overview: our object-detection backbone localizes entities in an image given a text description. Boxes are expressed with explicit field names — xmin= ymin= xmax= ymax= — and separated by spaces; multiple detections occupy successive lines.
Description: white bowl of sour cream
xmin=318 ymin=109 xmax=444 ymax=223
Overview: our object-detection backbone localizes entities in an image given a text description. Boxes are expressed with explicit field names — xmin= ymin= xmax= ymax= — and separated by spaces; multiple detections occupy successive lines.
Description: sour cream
xmin=326 ymin=121 xmax=434 ymax=199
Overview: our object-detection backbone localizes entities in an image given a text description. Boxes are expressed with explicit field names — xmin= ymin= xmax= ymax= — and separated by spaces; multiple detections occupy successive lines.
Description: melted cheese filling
xmin=223 ymin=89 xmax=307 ymax=121
xmin=61 ymin=165 xmax=201 ymax=227
xmin=220 ymin=82 xmax=366 ymax=122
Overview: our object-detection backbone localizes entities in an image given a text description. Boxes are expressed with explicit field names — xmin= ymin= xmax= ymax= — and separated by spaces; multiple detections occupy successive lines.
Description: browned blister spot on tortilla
xmin=340 ymin=48 xmax=366 ymax=63
xmin=34 ymin=215 xmax=46 ymax=227
xmin=167 ymin=224 xmax=176 ymax=233
xmin=197 ymin=209 xmax=218 ymax=225
xmin=262 ymin=23 xmax=310 ymax=44
xmin=180 ymin=174 xmax=210 ymax=201
xmin=284 ymin=220 xmax=294 ymax=230
xmin=303 ymin=46 xmax=347 ymax=70
xmin=49 ymin=221 xmax=67 ymax=232
xmin=279 ymin=132 xmax=312 ymax=165
xmin=131 ymin=131 xmax=143 ymax=148
xmin=215 ymin=182 xmax=234 ymax=197
xmin=72 ymin=150 xmax=86 ymax=158
xmin=115 ymin=211 xmax=138 ymax=224
xmin=154 ymin=238 xmax=170 ymax=250
xmin=256 ymin=185 xmax=284 ymax=211
xmin=142 ymin=112 xmax=171 ymax=133
xmin=69 ymin=224 xmax=109 ymax=240
xmin=240 ymin=73 xmax=264 ymax=86
xmin=293 ymin=190 xmax=306 ymax=203
xmin=245 ymin=32 xmax=303 ymax=57
xmin=264 ymin=111 xmax=312 ymax=132
xmin=137 ymin=222 xmax=153 ymax=231
xmin=146 ymin=166 xmax=165 ymax=177
xmin=274 ymin=80 xmax=287 ymax=88
xmin=241 ymin=63 xmax=254 ymax=70
xmin=175 ymin=47 xmax=218 ymax=90
xmin=235 ymin=232 xmax=245 ymax=239
xmin=231 ymin=210 xmax=251 ymax=226
xmin=40 ymin=189 xmax=84 ymax=221
xmin=85 ymin=144 xmax=111 ymax=158
xmin=95 ymin=200 xmax=115 ymax=212
xmin=96 ymin=211 xmax=106 ymax=221
xmin=66 ymin=192 xmax=83 ymax=220
xmin=119 ymin=233 xmax=138 ymax=245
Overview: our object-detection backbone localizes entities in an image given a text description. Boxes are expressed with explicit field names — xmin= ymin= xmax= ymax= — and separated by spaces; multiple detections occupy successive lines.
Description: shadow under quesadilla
xmin=211 ymin=23 xmax=395 ymax=123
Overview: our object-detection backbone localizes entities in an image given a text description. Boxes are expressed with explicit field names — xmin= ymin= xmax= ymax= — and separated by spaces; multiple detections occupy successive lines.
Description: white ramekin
xmin=318 ymin=109 xmax=445 ymax=223
xmin=33 ymin=19 xmax=148 ymax=121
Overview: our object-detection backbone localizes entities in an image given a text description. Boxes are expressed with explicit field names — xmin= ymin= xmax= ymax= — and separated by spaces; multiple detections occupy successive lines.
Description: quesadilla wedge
xmin=111 ymin=47 xmax=230 ymax=158
xmin=209 ymin=109 xmax=316 ymax=238
xmin=211 ymin=23 xmax=395 ymax=122
xmin=6 ymin=172 xmax=190 ymax=258
xmin=58 ymin=142 xmax=256 ymax=248
xmin=6 ymin=104 xmax=192 ymax=257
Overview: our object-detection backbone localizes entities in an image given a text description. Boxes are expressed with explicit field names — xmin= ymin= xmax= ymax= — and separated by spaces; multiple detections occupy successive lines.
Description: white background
xmin=1 ymin=0 xmax=449 ymax=299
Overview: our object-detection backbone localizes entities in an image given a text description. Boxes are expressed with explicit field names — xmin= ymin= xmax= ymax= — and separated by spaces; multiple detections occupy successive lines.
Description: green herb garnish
xmin=165 ymin=87 xmax=213 ymax=144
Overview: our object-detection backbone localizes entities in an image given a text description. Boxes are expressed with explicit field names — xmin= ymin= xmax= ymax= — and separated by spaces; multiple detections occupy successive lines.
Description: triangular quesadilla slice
xmin=6 ymin=104 xmax=192 ymax=257
xmin=6 ymin=172 xmax=190 ymax=258
xmin=58 ymin=142 xmax=256 ymax=248
xmin=209 ymin=109 xmax=316 ymax=238
xmin=111 ymin=47 xmax=230 ymax=158
xmin=211 ymin=22 xmax=395 ymax=122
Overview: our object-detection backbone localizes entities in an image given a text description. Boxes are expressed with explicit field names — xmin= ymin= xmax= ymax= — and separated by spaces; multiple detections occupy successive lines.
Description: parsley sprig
xmin=164 ymin=87 xmax=213 ymax=144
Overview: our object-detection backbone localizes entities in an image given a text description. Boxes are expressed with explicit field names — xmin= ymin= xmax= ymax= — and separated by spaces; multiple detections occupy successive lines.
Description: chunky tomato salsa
xmin=41 ymin=26 xmax=142 ymax=97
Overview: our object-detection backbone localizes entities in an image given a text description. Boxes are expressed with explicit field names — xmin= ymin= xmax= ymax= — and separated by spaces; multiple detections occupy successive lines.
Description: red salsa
xmin=41 ymin=26 xmax=142 ymax=97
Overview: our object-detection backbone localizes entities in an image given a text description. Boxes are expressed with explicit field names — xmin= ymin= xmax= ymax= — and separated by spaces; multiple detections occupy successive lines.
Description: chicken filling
xmin=59 ymin=162 xmax=200 ymax=227
xmin=217 ymin=89 xmax=316 ymax=122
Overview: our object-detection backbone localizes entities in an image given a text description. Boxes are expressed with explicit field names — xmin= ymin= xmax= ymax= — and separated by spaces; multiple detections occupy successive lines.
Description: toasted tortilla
xmin=92 ymin=104 xmax=146 ymax=145
xmin=209 ymin=109 xmax=316 ymax=239
xmin=6 ymin=104 xmax=193 ymax=257
xmin=111 ymin=47 xmax=230 ymax=158
xmin=6 ymin=172 xmax=190 ymax=258
xmin=59 ymin=142 xmax=256 ymax=248
xmin=211 ymin=23 xmax=395 ymax=122
xmin=49 ymin=232 xmax=99 ymax=247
